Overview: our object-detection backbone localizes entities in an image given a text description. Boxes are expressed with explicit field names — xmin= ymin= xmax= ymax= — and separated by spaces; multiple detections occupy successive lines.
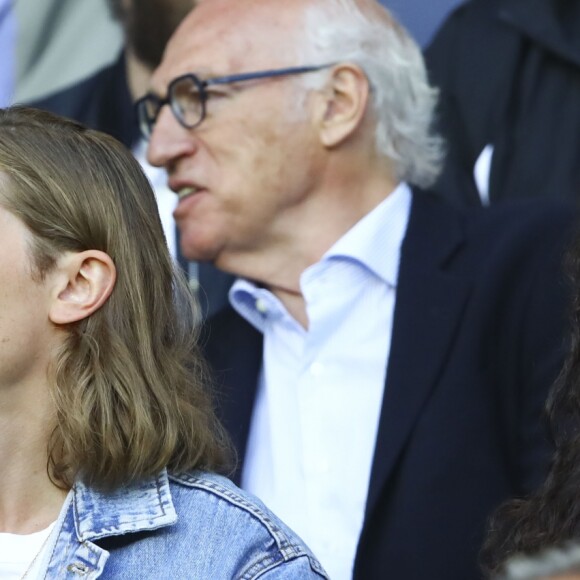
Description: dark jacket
xmin=425 ymin=0 xmax=580 ymax=206
xmin=30 ymin=52 xmax=138 ymax=148
xmin=202 ymin=193 xmax=576 ymax=579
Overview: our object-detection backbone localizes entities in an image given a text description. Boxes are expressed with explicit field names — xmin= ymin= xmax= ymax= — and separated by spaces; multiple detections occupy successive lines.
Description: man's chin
xmin=179 ymin=240 xmax=221 ymax=266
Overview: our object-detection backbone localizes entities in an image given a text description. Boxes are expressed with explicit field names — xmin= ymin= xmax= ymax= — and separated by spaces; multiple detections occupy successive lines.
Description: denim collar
xmin=72 ymin=468 xmax=177 ymax=542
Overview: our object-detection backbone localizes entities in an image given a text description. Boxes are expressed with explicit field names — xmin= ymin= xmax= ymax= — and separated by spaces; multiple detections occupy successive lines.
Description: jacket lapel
xmin=365 ymin=194 xmax=472 ymax=518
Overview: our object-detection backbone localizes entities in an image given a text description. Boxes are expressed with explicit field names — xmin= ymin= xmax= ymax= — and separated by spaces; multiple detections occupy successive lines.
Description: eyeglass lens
xmin=170 ymin=76 xmax=205 ymax=129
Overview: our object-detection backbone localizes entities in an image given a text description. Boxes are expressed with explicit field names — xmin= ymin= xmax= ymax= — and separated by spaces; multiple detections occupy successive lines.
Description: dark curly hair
xmin=482 ymin=232 xmax=580 ymax=576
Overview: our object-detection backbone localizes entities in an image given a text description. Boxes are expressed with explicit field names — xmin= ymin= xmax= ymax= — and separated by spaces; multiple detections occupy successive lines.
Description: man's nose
xmin=147 ymin=106 xmax=197 ymax=168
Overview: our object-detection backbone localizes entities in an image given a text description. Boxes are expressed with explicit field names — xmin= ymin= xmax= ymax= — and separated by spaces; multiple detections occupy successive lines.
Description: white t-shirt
xmin=0 ymin=521 xmax=56 ymax=580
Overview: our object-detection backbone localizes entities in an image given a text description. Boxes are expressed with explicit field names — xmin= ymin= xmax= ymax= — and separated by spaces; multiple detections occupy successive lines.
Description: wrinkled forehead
xmin=151 ymin=0 xmax=303 ymax=93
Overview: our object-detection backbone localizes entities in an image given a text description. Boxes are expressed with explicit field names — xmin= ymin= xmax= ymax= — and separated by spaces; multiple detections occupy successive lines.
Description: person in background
xmin=142 ymin=0 xmax=578 ymax=577
xmin=425 ymin=0 xmax=580 ymax=207
xmin=495 ymin=543 xmax=580 ymax=580
xmin=29 ymin=0 xmax=191 ymax=147
xmin=483 ymin=231 xmax=580 ymax=574
xmin=29 ymin=0 xmax=232 ymax=319
xmin=0 ymin=105 xmax=327 ymax=580
xmin=12 ymin=0 xmax=121 ymax=103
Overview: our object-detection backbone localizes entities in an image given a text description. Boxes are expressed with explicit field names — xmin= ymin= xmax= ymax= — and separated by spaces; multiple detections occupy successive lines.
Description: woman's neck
xmin=0 ymin=387 xmax=68 ymax=534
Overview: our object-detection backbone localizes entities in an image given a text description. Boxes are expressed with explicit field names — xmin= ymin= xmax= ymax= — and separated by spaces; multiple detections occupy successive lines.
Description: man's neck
xmin=270 ymin=285 xmax=309 ymax=329
xmin=220 ymin=176 xmax=401 ymax=330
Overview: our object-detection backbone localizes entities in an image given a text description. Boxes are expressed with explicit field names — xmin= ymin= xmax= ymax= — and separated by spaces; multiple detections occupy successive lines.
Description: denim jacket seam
xmin=169 ymin=474 xmax=327 ymax=576
xmin=170 ymin=473 xmax=300 ymax=555
xmin=241 ymin=553 xmax=326 ymax=580
xmin=239 ymin=552 xmax=284 ymax=579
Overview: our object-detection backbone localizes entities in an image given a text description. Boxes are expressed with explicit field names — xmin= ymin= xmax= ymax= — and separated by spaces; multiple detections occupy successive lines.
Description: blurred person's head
xmin=495 ymin=543 xmax=580 ymax=580
xmin=0 ymin=105 xmax=230 ymax=490
xmin=481 ymin=225 xmax=580 ymax=576
xmin=108 ymin=0 xmax=196 ymax=68
xmin=143 ymin=0 xmax=443 ymax=278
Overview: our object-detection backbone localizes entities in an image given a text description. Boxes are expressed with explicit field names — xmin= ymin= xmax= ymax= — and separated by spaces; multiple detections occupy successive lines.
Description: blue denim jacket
xmin=40 ymin=470 xmax=328 ymax=579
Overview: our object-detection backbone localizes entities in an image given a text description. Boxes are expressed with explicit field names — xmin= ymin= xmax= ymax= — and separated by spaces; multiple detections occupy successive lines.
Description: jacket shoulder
xmin=167 ymin=471 xmax=327 ymax=579
xmin=405 ymin=195 xmax=577 ymax=280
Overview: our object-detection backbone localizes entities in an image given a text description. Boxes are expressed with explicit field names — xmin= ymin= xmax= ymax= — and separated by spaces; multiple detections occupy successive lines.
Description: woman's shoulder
xmin=167 ymin=471 xmax=328 ymax=579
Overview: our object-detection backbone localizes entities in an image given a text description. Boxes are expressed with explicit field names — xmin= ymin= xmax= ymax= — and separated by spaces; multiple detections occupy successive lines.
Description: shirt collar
xmin=229 ymin=279 xmax=288 ymax=334
xmin=229 ymin=182 xmax=412 ymax=331
xmin=321 ymin=181 xmax=411 ymax=287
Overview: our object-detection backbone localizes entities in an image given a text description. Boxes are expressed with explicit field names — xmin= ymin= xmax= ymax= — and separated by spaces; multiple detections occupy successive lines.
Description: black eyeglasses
xmin=136 ymin=64 xmax=334 ymax=140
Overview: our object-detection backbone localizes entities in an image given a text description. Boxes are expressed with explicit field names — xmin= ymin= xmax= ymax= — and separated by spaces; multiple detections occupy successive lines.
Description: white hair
xmin=295 ymin=0 xmax=444 ymax=188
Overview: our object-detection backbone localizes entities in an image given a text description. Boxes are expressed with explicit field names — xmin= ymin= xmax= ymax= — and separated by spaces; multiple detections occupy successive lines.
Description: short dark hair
xmin=109 ymin=0 xmax=196 ymax=69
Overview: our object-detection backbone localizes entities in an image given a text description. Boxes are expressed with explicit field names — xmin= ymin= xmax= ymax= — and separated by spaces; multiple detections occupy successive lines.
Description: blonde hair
xmin=0 ymin=106 xmax=231 ymax=489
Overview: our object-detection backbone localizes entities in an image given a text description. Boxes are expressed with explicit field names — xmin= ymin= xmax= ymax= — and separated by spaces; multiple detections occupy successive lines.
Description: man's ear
xmin=49 ymin=250 xmax=116 ymax=325
xmin=314 ymin=63 xmax=370 ymax=148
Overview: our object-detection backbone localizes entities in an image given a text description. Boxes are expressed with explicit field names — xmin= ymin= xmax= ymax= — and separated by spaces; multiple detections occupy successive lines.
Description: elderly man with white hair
xmin=141 ymin=0 xmax=577 ymax=577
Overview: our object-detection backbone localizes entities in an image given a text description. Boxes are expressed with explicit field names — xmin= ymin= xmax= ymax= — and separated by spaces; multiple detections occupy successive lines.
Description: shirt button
xmin=310 ymin=362 xmax=325 ymax=376
xmin=255 ymin=298 xmax=268 ymax=314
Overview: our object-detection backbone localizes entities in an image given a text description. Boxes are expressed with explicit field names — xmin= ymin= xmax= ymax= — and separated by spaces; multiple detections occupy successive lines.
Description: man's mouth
xmin=177 ymin=186 xmax=200 ymax=201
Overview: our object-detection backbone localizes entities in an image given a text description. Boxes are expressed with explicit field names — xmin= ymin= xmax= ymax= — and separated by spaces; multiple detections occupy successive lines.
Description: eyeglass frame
xmin=136 ymin=63 xmax=335 ymax=140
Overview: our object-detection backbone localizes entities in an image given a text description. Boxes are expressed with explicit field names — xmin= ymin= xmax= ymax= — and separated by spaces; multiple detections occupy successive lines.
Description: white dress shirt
xmin=230 ymin=183 xmax=412 ymax=580
xmin=133 ymin=139 xmax=178 ymax=261
xmin=474 ymin=144 xmax=494 ymax=206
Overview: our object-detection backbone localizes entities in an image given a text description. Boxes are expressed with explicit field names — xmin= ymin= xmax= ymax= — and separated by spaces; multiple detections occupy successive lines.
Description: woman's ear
xmin=49 ymin=250 xmax=116 ymax=325
xmin=313 ymin=63 xmax=370 ymax=148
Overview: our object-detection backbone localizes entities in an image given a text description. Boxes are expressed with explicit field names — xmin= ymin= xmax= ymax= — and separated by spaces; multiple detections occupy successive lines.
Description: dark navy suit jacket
xmin=203 ymin=193 xmax=576 ymax=579
xmin=28 ymin=52 xmax=232 ymax=318
xmin=425 ymin=0 xmax=580 ymax=206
